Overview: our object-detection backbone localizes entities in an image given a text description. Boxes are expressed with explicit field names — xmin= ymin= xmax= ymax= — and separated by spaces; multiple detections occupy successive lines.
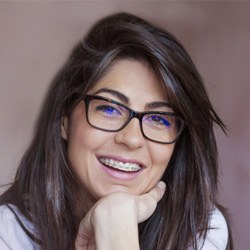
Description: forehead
xmin=89 ymin=59 xmax=167 ymax=103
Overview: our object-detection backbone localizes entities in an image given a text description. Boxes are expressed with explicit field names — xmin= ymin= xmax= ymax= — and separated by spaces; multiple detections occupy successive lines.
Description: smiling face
xmin=61 ymin=59 xmax=175 ymax=201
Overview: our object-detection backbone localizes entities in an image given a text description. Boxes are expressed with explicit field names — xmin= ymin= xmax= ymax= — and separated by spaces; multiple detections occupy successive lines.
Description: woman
xmin=0 ymin=12 xmax=233 ymax=249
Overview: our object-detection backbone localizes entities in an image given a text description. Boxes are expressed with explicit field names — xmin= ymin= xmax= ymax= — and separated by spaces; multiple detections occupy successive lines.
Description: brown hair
xmin=0 ymin=12 xmax=233 ymax=249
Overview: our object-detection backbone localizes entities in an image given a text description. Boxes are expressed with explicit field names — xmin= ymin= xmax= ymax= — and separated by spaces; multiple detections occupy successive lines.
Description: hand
xmin=75 ymin=181 xmax=166 ymax=250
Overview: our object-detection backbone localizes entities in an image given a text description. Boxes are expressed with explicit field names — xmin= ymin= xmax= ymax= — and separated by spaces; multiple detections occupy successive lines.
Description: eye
xmin=95 ymin=105 xmax=122 ymax=117
xmin=144 ymin=114 xmax=171 ymax=128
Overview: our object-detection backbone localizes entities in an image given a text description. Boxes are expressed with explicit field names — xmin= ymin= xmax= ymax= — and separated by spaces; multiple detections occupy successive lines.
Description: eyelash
xmin=96 ymin=105 xmax=122 ymax=116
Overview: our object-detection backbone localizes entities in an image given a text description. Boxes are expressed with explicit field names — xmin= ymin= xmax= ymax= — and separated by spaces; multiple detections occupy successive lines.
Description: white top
xmin=0 ymin=204 xmax=40 ymax=250
xmin=193 ymin=208 xmax=229 ymax=250
xmin=0 ymin=204 xmax=228 ymax=249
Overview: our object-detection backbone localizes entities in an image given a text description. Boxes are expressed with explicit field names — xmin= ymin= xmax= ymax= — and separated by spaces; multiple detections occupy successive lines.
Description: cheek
xmin=67 ymin=105 xmax=105 ymax=152
xmin=67 ymin=124 xmax=108 ymax=159
xmin=150 ymin=143 xmax=175 ymax=170
xmin=66 ymin=110 xmax=94 ymax=168
xmin=139 ymin=143 xmax=175 ymax=194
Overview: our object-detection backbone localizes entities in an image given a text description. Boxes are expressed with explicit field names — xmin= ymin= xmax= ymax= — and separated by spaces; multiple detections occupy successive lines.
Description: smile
xmin=99 ymin=157 xmax=142 ymax=172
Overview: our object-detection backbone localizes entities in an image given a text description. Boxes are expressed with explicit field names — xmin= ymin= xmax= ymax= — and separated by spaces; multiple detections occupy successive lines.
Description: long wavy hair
xmin=0 ymin=12 xmax=233 ymax=250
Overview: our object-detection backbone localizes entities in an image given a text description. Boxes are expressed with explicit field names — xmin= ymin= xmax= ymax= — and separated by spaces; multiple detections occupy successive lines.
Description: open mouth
xmin=99 ymin=157 xmax=142 ymax=172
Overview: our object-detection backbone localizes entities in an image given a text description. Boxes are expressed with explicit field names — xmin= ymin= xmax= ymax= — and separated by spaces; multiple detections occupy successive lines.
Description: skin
xmin=61 ymin=59 xmax=175 ymax=249
xmin=75 ymin=181 xmax=166 ymax=250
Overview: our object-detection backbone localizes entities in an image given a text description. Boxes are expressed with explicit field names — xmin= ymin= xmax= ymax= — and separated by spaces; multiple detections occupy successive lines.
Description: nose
xmin=114 ymin=118 xmax=144 ymax=150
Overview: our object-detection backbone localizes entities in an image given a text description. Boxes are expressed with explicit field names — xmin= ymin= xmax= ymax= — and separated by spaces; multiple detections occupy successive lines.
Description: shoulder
xmin=198 ymin=207 xmax=229 ymax=250
xmin=0 ymin=204 xmax=40 ymax=250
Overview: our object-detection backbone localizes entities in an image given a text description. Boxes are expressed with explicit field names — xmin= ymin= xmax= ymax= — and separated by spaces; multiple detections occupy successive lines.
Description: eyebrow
xmin=92 ymin=87 xmax=172 ymax=110
xmin=146 ymin=101 xmax=172 ymax=110
xmin=92 ymin=88 xmax=129 ymax=104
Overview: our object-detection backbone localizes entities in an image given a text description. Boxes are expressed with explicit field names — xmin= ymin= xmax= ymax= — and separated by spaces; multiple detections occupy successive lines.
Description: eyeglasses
xmin=83 ymin=95 xmax=185 ymax=144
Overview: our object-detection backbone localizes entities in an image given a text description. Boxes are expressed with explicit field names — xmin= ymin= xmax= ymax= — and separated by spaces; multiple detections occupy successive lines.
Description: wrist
xmin=93 ymin=200 xmax=140 ymax=250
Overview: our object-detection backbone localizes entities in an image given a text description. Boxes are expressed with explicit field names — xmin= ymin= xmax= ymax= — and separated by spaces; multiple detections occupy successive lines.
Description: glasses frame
xmin=83 ymin=95 xmax=186 ymax=144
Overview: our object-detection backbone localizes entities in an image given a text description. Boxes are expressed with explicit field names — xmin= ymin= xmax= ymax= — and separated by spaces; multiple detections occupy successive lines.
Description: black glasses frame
xmin=83 ymin=95 xmax=185 ymax=144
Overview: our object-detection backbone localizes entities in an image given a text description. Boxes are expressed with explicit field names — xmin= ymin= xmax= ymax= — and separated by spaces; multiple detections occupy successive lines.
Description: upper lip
xmin=97 ymin=154 xmax=146 ymax=169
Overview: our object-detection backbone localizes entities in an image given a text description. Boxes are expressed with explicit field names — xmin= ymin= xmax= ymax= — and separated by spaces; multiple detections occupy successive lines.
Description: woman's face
xmin=62 ymin=59 xmax=175 ymax=200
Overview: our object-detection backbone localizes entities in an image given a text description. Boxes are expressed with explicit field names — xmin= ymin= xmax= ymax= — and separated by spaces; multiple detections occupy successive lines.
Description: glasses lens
xmin=85 ymin=96 xmax=184 ymax=144
xmin=87 ymin=98 xmax=129 ymax=130
xmin=142 ymin=113 xmax=180 ymax=143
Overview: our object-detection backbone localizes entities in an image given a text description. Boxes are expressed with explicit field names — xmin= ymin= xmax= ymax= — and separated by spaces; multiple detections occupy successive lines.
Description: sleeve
xmin=197 ymin=208 xmax=229 ymax=250
xmin=0 ymin=236 xmax=12 ymax=250
xmin=0 ymin=205 xmax=39 ymax=250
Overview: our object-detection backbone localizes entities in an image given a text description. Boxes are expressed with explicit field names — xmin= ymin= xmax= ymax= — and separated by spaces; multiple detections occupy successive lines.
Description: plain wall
xmin=0 ymin=2 xmax=249 ymax=249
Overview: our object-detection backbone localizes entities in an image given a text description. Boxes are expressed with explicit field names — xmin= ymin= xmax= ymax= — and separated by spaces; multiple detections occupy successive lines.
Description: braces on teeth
xmin=100 ymin=158 xmax=141 ymax=172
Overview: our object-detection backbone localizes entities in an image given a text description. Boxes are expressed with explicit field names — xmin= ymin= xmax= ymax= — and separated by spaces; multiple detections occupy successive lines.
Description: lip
xmin=96 ymin=154 xmax=146 ymax=180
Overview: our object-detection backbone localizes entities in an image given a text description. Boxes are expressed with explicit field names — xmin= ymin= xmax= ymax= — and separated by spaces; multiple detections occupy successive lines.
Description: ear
xmin=61 ymin=116 xmax=69 ymax=140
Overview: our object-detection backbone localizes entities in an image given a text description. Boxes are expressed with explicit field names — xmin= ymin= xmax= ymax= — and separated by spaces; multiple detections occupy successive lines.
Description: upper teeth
xmin=99 ymin=158 xmax=141 ymax=172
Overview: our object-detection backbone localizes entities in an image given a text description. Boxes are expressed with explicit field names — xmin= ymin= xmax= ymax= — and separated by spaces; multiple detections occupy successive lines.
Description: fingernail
xmin=157 ymin=181 xmax=166 ymax=190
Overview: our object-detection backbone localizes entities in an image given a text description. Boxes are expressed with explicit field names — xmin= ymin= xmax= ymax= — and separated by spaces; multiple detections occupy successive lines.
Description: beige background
xmin=0 ymin=2 xmax=249 ymax=249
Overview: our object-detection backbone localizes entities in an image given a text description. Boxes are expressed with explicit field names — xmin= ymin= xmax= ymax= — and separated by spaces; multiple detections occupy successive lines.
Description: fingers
xmin=148 ymin=181 xmax=166 ymax=201
xmin=136 ymin=181 xmax=166 ymax=223
xmin=75 ymin=210 xmax=93 ymax=249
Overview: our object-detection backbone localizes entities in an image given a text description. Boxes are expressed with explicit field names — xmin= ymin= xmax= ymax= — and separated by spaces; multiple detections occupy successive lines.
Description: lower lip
xmin=99 ymin=161 xmax=143 ymax=180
